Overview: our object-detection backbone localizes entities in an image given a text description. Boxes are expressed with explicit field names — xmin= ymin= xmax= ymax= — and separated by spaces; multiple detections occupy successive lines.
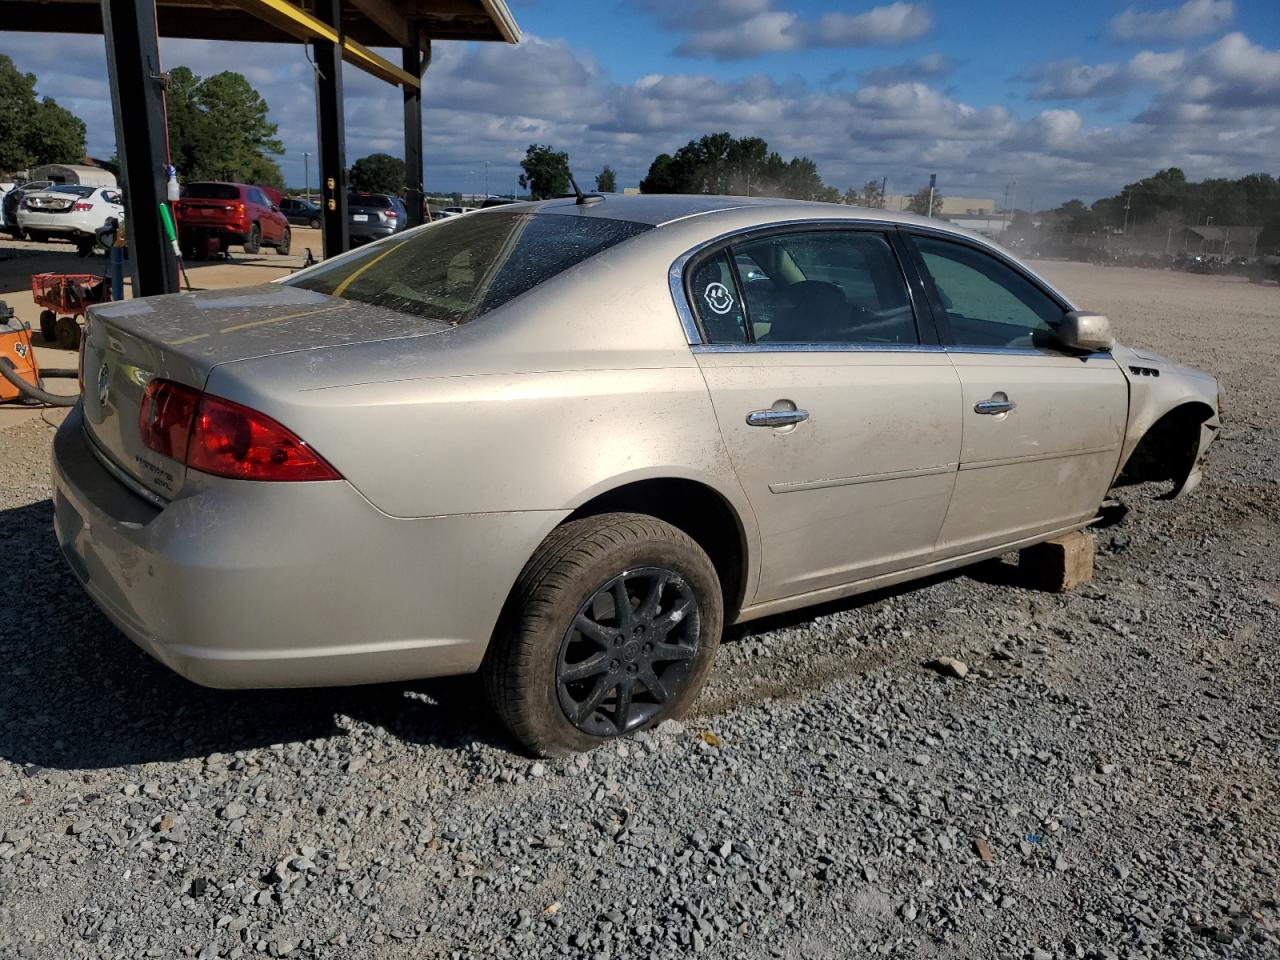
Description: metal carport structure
xmin=3 ymin=0 xmax=520 ymax=294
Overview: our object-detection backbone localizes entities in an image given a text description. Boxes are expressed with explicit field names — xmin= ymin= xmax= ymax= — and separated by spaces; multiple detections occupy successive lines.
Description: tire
xmin=54 ymin=315 xmax=80 ymax=350
xmin=242 ymin=223 xmax=261 ymax=254
xmin=308 ymin=217 xmax=321 ymax=229
xmin=483 ymin=513 xmax=723 ymax=756
xmin=76 ymin=239 xmax=94 ymax=257
xmin=38 ymin=310 xmax=57 ymax=343
xmin=275 ymin=227 xmax=291 ymax=255
xmin=27 ymin=231 xmax=48 ymax=244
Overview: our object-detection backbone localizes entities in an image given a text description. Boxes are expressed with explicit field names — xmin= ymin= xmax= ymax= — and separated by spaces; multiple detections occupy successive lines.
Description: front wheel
xmin=308 ymin=217 xmax=321 ymax=229
xmin=483 ymin=513 xmax=723 ymax=756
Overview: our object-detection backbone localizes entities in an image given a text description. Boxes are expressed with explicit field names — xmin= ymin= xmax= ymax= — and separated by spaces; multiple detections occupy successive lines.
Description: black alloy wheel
xmin=556 ymin=566 xmax=700 ymax=737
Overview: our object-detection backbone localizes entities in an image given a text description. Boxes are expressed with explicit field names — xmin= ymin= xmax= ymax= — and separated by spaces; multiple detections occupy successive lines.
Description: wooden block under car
xmin=1018 ymin=531 xmax=1095 ymax=592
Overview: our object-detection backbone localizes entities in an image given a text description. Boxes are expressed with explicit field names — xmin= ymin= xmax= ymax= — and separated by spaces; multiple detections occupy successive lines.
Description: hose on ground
xmin=0 ymin=360 xmax=79 ymax=407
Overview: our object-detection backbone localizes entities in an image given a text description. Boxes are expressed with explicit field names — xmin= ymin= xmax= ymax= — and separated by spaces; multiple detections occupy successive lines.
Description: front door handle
xmin=974 ymin=393 xmax=1016 ymax=415
xmin=746 ymin=408 xmax=809 ymax=427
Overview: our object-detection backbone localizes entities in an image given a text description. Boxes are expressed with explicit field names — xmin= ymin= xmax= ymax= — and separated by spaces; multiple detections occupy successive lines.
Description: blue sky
xmin=3 ymin=0 xmax=1279 ymax=207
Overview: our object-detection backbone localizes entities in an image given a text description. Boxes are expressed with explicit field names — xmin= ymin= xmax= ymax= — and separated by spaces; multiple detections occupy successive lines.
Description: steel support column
xmin=100 ymin=0 xmax=179 ymax=296
xmin=313 ymin=0 xmax=348 ymax=257
xmin=402 ymin=39 xmax=426 ymax=228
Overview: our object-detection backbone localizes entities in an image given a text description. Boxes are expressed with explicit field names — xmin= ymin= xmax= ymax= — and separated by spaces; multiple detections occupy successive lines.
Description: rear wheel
xmin=483 ymin=513 xmax=723 ymax=756
xmin=27 ymin=230 xmax=48 ymax=244
xmin=275 ymin=227 xmax=291 ymax=255
xmin=54 ymin=315 xmax=80 ymax=350
xmin=38 ymin=310 xmax=57 ymax=343
xmin=242 ymin=223 xmax=261 ymax=254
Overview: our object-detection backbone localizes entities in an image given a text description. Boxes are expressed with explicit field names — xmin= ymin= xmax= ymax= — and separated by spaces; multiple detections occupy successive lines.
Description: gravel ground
xmin=1 ymin=262 xmax=1277 ymax=960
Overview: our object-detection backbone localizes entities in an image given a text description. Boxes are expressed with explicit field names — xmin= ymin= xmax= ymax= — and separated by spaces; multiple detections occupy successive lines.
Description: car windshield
xmin=349 ymin=194 xmax=393 ymax=208
xmin=50 ymin=185 xmax=96 ymax=198
xmin=288 ymin=211 xmax=650 ymax=325
xmin=184 ymin=183 xmax=240 ymax=200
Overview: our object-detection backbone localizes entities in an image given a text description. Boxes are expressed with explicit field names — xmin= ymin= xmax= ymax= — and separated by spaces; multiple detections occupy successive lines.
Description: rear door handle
xmin=746 ymin=408 xmax=809 ymax=427
xmin=974 ymin=394 xmax=1016 ymax=415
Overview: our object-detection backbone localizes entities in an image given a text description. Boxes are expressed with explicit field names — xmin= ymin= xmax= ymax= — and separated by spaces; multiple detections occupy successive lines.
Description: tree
xmin=0 ymin=54 xmax=87 ymax=172
xmin=350 ymin=153 xmax=405 ymax=194
xmin=595 ymin=165 xmax=617 ymax=193
xmin=639 ymin=133 xmax=838 ymax=200
xmin=906 ymin=184 xmax=942 ymax=216
xmin=166 ymin=65 xmax=283 ymax=185
xmin=519 ymin=144 xmax=571 ymax=200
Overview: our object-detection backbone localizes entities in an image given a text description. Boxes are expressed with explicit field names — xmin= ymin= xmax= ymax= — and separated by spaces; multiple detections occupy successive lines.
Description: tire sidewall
xmin=519 ymin=526 xmax=722 ymax=754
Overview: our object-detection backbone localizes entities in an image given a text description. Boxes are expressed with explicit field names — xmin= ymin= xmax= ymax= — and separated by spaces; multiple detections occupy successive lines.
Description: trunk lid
xmin=81 ymin=283 xmax=449 ymax=500
xmin=25 ymin=193 xmax=75 ymax=213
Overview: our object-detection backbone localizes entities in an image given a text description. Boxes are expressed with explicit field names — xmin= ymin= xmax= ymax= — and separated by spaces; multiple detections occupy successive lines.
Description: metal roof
xmin=5 ymin=1 xmax=519 ymax=47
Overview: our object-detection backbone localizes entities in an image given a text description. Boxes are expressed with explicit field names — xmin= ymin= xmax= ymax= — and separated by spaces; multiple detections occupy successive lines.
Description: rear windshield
xmin=184 ymin=183 xmax=240 ymax=200
xmin=287 ymin=212 xmax=650 ymax=324
xmin=50 ymin=185 xmax=96 ymax=198
xmin=348 ymin=193 xmax=394 ymax=208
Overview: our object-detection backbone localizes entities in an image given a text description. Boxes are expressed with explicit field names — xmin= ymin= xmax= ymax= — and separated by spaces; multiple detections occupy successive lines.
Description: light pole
xmin=302 ymin=152 xmax=312 ymax=200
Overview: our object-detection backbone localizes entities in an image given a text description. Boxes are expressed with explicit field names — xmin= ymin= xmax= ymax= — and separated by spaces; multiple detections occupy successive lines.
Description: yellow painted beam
xmin=226 ymin=0 xmax=419 ymax=88
xmin=342 ymin=36 xmax=419 ymax=88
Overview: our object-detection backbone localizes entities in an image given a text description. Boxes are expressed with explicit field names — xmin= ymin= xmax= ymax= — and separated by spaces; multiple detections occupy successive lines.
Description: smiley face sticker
xmin=703 ymin=281 xmax=735 ymax=315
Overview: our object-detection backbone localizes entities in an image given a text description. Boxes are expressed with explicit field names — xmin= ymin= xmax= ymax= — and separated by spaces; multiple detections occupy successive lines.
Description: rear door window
xmin=730 ymin=230 xmax=918 ymax=345
xmin=288 ymin=211 xmax=650 ymax=324
xmin=688 ymin=251 xmax=748 ymax=343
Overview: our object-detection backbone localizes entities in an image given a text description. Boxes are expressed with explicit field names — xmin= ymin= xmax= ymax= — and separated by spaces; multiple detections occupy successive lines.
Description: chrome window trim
xmin=692 ymin=342 xmax=946 ymax=355
xmin=692 ymin=342 xmax=1111 ymax=360
xmin=668 ymin=217 xmax=908 ymax=347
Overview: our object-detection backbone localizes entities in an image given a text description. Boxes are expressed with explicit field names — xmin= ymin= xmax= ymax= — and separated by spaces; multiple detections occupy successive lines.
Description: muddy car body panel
xmin=51 ymin=195 xmax=1220 ymax=700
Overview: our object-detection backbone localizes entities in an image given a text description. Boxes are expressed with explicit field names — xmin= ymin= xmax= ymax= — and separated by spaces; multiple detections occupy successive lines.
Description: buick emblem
xmin=97 ymin=363 xmax=110 ymax=406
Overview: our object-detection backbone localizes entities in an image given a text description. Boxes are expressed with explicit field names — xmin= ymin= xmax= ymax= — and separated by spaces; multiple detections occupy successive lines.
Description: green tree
xmin=519 ymin=144 xmax=571 ymax=200
xmin=906 ymin=184 xmax=943 ymax=216
xmin=638 ymin=133 xmax=837 ymax=201
xmin=350 ymin=153 xmax=405 ymax=194
xmin=594 ymin=164 xmax=617 ymax=192
xmin=0 ymin=54 xmax=87 ymax=172
xmin=166 ymin=65 xmax=283 ymax=185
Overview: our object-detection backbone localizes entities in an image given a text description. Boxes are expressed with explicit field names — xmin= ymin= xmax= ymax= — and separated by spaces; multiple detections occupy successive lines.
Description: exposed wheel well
xmin=1116 ymin=402 xmax=1215 ymax=490
xmin=565 ymin=479 xmax=748 ymax=620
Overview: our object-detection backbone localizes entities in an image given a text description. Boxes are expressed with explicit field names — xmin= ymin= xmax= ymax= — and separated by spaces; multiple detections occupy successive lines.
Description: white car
xmin=17 ymin=184 xmax=124 ymax=253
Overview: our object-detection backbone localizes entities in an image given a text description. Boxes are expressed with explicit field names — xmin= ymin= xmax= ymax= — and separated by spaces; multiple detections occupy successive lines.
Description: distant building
xmin=1174 ymin=224 xmax=1262 ymax=257
xmin=942 ymin=213 xmax=1011 ymax=236
xmin=882 ymin=194 xmax=996 ymax=216
xmin=623 ymin=187 xmax=641 ymax=195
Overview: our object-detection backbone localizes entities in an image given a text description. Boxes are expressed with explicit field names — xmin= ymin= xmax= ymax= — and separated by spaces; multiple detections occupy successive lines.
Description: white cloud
xmin=639 ymin=1 xmax=933 ymax=60
xmin=1108 ymin=0 xmax=1233 ymax=41
xmin=4 ymin=26 xmax=1280 ymax=207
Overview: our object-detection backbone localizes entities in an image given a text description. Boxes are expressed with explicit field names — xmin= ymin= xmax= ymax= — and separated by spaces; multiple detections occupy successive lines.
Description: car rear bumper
xmin=349 ymin=223 xmax=397 ymax=242
xmin=17 ymin=212 xmax=97 ymax=236
xmin=52 ymin=405 xmax=565 ymax=689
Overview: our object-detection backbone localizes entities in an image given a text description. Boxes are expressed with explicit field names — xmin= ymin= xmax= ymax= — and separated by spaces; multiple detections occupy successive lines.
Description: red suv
xmin=174 ymin=182 xmax=291 ymax=258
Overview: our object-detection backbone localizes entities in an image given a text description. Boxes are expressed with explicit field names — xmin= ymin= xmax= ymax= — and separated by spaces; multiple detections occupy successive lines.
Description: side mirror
xmin=1056 ymin=310 xmax=1114 ymax=352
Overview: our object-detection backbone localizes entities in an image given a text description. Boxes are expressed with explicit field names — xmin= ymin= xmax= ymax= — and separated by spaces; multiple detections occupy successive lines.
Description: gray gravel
xmin=1 ymin=262 xmax=1277 ymax=959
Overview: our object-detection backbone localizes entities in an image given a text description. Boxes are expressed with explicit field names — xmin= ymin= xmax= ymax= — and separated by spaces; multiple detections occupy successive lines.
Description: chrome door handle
xmin=974 ymin=396 xmax=1016 ymax=415
xmin=746 ymin=408 xmax=809 ymax=427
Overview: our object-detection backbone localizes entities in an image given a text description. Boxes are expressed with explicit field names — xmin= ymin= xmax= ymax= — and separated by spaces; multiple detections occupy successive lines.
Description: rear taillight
xmin=385 ymin=209 xmax=398 ymax=219
xmin=140 ymin=379 xmax=201 ymax=461
xmin=139 ymin=379 xmax=340 ymax=482
xmin=73 ymin=202 xmax=93 ymax=211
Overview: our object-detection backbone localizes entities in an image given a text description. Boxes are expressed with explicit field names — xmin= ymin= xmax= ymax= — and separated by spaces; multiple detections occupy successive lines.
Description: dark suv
xmin=279 ymin=197 xmax=322 ymax=228
xmin=174 ymin=182 xmax=291 ymax=257
xmin=347 ymin=192 xmax=408 ymax=245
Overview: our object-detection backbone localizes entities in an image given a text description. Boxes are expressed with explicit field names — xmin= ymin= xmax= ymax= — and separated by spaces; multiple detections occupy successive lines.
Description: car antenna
xmin=569 ymin=176 xmax=604 ymax=206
